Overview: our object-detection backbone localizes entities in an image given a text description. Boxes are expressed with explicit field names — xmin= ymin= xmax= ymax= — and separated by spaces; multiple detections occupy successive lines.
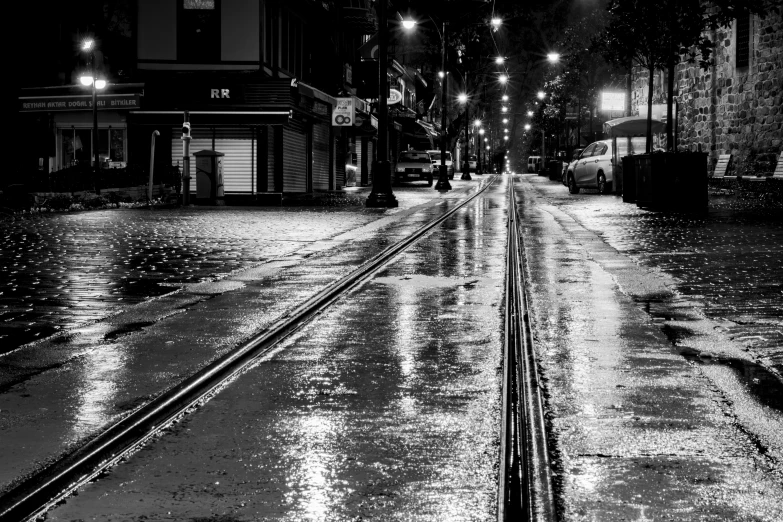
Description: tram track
xmin=0 ymin=178 xmax=500 ymax=522
xmin=498 ymin=175 xmax=556 ymax=521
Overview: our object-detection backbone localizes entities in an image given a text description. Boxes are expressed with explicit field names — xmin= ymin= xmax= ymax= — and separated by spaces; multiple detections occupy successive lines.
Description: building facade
xmin=632 ymin=7 xmax=782 ymax=175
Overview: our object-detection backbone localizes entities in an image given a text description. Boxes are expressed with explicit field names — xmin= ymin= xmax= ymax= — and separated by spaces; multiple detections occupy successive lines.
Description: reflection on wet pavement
xmin=43 ymin=179 xmax=508 ymax=521
xmin=0 ymin=208 xmax=378 ymax=352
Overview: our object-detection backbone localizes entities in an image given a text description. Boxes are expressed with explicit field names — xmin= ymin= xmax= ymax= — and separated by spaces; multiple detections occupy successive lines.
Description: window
xmin=278 ymin=10 xmax=303 ymax=77
xmin=264 ymin=2 xmax=277 ymax=67
xmin=736 ymin=13 xmax=750 ymax=68
xmin=60 ymin=128 xmax=125 ymax=170
xmin=179 ymin=0 xmax=221 ymax=63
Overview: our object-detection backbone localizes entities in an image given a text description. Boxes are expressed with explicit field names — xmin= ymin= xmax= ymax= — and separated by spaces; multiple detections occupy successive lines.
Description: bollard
xmin=148 ymin=130 xmax=160 ymax=204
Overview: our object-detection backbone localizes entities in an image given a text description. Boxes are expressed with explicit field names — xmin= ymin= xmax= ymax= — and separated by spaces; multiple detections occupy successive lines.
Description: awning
xmin=128 ymin=110 xmax=291 ymax=126
xmin=416 ymin=120 xmax=439 ymax=139
xmin=297 ymin=81 xmax=336 ymax=107
xmin=604 ymin=116 xmax=666 ymax=137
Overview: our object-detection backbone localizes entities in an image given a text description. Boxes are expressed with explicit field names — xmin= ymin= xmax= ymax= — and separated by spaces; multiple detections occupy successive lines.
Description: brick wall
xmin=632 ymin=7 xmax=782 ymax=175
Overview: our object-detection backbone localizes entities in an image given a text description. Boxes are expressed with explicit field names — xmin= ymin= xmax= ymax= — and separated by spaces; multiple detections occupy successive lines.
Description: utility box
xmin=194 ymin=150 xmax=225 ymax=205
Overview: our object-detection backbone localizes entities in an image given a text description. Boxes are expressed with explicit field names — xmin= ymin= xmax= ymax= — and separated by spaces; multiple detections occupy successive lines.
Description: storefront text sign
xmin=387 ymin=89 xmax=402 ymax=105
xmin=19 ymin=94 xmax=141 ymax=112
xmin=332 ymin=97 xmax=354 ymax=126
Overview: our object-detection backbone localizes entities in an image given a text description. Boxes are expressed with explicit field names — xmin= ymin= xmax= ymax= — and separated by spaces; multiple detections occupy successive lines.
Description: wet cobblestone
xmin=0 ymin=207 xmax=377 ymax=352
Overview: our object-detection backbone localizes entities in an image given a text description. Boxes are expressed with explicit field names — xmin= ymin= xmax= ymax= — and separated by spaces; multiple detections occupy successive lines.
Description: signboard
xmin=332 ymin=97 xmax=354 ymax=126
xmin=601 ymin=92 xmax=625 ymax=111
xmin=19 ymin=94 xmax=141 ymax=112
xmin=387 ymin=89 xmax=402 ymax=105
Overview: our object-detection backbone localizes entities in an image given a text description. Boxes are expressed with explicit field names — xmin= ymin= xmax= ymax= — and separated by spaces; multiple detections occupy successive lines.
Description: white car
xmin=566 ymin=140 xmax=615 ymax=195
xmin=394 ymin=151 xmax=436 ymax=186
xmin=467 ymin=154 xmax=478 ymax=172
xmin=427 ymin=150 xmax=454 ymax=179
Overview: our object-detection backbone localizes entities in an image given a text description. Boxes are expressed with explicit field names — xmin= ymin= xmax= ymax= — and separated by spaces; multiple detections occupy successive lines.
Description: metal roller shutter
xmin=283 ymin=127 xmax=307 ymax=193
xmin=267 ymin=128 xmax=275 ymax=192
xmin=214 ymin=137 xmax=254 ymax=194
xmin=171 ymin=135 xmax=212 ymax=194
xmin=367 ymin=140 xmax=374 ymax=185
xmin=312 ymin=123 xmax=329 ymax=191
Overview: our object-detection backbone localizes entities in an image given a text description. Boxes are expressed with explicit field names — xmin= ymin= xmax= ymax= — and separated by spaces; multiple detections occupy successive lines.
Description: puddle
xmin=642 ymin=297 xmax=783 ymax=414
xmin=684 ymin=354 xmax=783 ymax=412
xmin=103 ymin=321 xmax=155 ymax=341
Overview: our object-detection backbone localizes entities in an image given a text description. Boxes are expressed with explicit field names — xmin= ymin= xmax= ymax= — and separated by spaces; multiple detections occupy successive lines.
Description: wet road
xmin=2 ymin=174 xmax=782 ymax=520
xmin=37 ymin=178 xmax=509 ymax=521
xmin=517 ymin=174 xmax=783 ymax=520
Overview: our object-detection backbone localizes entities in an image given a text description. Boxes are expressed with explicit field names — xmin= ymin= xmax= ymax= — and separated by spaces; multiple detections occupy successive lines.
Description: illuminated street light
xmin=501 ymin=107 xmax=508 ymax=112
xmin=82 ymin=39 xmax=94 ymax=51
xmin=547 ymin=52 xmax=561 ymax=63
xmin=438 ymin=71 xmax=445 ymax=78
xmin=537 ymin=91 xmax=546 ymax=100
xmin=79 ymin=38 xmax=106 ymax=194
xmin=402 ymin=18 xmax=416 ymax=30
xmin=458 ymin=93 xmax=468 ymax=103
xmin=504 ymin=129 xmax=508 ymax=133
xmin=495 ymin=56 xmax=505 ymax=64
xmin=479 ymin=128 xmax=485 ymax=135
xmin=527 ymin=110 xmax=534 ymax=117
xmin=503 ymin=136 xmax=509 ymax=140
xmin=524 ymin=124 xmax=531 ymax=130
xmin=474 ymin=119 xmax=482 ymax=127
xmin=498 ymin=74 xmax=508 ymax=84
xmin=502 ymin=94 xmax=509 ymax=102
xmin=491 ymin=17 xmax=502 ymax=29
xmin=502 ymin=118 xmax=508 ymax=123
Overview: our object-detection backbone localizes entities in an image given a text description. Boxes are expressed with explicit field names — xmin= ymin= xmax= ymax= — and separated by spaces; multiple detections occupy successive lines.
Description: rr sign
xmin=332 ymin=97 xmax=355 ymax=126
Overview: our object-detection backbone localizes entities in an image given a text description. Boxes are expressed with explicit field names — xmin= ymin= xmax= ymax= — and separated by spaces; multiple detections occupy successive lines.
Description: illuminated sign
xmin=601 ymin=92 xmax=625 ymax=111
xmin=387 ymin=89 xmax=402 ymax=105
xmin=19 ymin=94 xmax=141 ymax=112
xmin=332 ymin=97 xmax=355 ymax=126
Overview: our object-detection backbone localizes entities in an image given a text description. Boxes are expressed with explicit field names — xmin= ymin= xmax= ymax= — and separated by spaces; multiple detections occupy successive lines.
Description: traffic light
xmin=182 ymin=122 xmax=191 ymax=140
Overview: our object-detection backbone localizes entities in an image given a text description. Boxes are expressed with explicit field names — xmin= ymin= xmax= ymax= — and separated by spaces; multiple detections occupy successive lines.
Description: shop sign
xmin=387 ymin=89 xmax=402 ymax=105
xmin=332 ymin=97 xmax=354 ymax=126
xmin=19 ymin=94 xmax=141 ymax=112
xmin=601 ymin=92 xmax=625 ymax=111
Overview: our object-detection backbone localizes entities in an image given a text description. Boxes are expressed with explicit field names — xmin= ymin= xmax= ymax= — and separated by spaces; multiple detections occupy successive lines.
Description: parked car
xmin=566 ymin=140 xmax=614 ymax=195
xmin=527 ymin=155 xmax=542 ymax=173
xmin=394 ymin=151 xmax=435 ymax=186
xmin=427 ymin=150 xmax=454 ymax=179
xmin=562 ymin=148 xmax=583 ymax=186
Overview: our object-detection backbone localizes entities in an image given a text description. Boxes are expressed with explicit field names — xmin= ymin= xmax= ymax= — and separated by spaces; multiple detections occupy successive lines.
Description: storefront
xmin=130 ymin=75 xmax=335 ymax=200
xmin=18 ymin=84 xmax=144 ymax=184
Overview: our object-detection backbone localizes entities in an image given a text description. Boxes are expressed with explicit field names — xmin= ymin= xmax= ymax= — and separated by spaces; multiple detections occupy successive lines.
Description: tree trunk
xmin=646 ymin=64 xmax=654 ymax=153
xmin=667 ymin=58 xmax=675 ymax=152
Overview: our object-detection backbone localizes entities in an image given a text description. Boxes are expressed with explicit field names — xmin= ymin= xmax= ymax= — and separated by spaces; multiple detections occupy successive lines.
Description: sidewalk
xmin=517 ymin=174 xmax=783 ymax=520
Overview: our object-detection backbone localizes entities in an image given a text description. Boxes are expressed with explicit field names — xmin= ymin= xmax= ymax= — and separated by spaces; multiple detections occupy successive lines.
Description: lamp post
xmin=403 ymin=16 xmax=451 ymax=191
xmin=458 ymin=93 xmax=471 ymax=180
xmin=478 ymin=127 xmax=484 ymax=173
xmin=366 ymin=0 xmax=398 ymax=208
xmin=80 ymin=39 xmax=106 ymax=194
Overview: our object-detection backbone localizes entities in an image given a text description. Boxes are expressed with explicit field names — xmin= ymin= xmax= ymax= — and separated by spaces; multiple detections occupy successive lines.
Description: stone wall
xmin=632 ymin=7 xmax=782 ymax=176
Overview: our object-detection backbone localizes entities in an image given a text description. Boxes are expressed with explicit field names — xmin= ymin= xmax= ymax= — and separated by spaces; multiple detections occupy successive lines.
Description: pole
xmin=148 ymin=130 xmax=160 ymax=203
xmin=92 ymin=57 xmax=100 ymax=195
xmin=435 ymin=21 xmax=451 ymax=191
xmin=461 ymin=92 xmax=471 ymax=180
xmin=366 ymin=0 xmax=398 ymax=208
xmin=182 ymin=111 xmax=192 ymax=205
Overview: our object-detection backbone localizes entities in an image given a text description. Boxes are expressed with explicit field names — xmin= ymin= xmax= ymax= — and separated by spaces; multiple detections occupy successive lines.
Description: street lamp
xmin=527 ymin=110 xmax=534 ymax=117
xmin=367 ymin=1 xmax=399 ymax=207
xmin=547 ymin=52 xmax=561 ymax=63
xmin=537 ymin=91 xmax=546 ymax=100
xmin=79 ymin=39 xmax=106 ymax=194
xmin=491 ymin=18 xmax=502 ymax=30
xmin=495 ymin=56 xmax=505 ymax=64
xmin=403 ymin=15 xmax=451 ymax=191
xmin=502 ymin=94 xmax=509 ymax=102
xmin=458 ymin=93 xmax=471 ymax=180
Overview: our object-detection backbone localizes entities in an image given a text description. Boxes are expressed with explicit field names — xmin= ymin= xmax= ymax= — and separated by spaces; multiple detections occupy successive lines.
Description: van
xmin=527 ymin=156 xmax=542 ymax=173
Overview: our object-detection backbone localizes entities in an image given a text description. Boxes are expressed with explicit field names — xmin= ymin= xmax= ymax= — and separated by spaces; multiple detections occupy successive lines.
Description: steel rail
xmin=498 ymin=175 xmax=557 ymax=521
xmin=0 ymin=177 xmax=499 ymax=522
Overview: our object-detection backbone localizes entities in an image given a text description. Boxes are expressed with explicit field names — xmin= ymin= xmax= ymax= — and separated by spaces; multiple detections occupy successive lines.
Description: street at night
xmin=6 ymin=0 xmax=783 ymax=520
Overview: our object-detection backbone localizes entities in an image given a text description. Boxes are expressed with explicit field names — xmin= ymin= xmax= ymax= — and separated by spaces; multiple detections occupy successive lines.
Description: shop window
xmin=179 ymin=0 xmax=221 ymax=63
xmin=60 ymin=128 xmax=125 ymax=169
xmin=278 ymin=9 xmax=303 ymax=78
xmin=736 ymin=13 xmax=750 ymax=68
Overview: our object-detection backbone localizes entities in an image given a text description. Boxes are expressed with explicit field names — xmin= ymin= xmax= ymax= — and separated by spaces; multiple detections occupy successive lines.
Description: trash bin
xmin=194 ymin=150 xmax=225 ymax=205
xmin=635 ymin=152 xmax=707 ymax=210
xmin=621 ymin=156 xmax=636 ymax=203
xmin=547 ymin=160 xmax=561 ymax=181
